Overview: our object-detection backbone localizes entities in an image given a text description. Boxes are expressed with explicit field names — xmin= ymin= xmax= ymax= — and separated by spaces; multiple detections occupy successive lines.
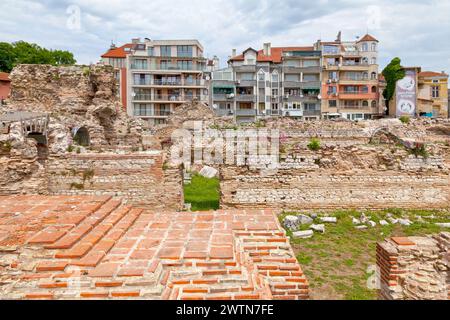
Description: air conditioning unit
xmin=284 ymin=94 xmax=290 ymax=99
xmin=327 ymin=79 xmax=332 ymax=84
xmin=227 ymin=94 xmax=235 ymax=99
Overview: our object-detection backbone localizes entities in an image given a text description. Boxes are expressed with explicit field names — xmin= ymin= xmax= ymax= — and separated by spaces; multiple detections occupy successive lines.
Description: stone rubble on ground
xmin=198 ymin=166 xmax=218 ymax=179
xmin=292 ymin=230 xmax=314 ymax=239
xmin=355 ymin=225 xmax=368 ymax=230
xmin=320 ymin=217 xmax=337 ymax=223
xmin=298 ymin=214 xmax=314 ymax=225
xmin=379 ymin=220 xmax=389 ymax=226
xmin=368 ymin=220 xmax=377 ymax=227
xmin=398 ymin=218 xmax=413 ymax=226
xmin=283 ymin=215 xmax=300 ymax=231
xmin=352 ymin=217 xmax=361 ymax=225
xmin=310 ymin=224 xmax=325 ymax=233
xmin=435 ymin=223 xmax=450 ymax=228
xmin=360 ymin=213 xmax=369 ymax=224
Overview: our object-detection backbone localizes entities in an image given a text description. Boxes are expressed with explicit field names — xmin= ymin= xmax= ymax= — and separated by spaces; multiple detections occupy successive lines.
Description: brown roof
xmin=0 ymin=72 xmax=11 ymax=82
xmin=0 ymin=195 xmax=310 ymax=300
xmin=229 ymin=46 xmax=315 ymax=63
xmin=357 ymin=34 xmax=379 ymax=42
xmin=101 ymin=44 xmax=133 ymax=59
xmin=419 ymin=71 xmax=448 ymax=78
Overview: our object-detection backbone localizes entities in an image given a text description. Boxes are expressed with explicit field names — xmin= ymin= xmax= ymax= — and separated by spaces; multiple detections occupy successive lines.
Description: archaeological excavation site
xmin=0 ymin=64 xmax=449 ymax=301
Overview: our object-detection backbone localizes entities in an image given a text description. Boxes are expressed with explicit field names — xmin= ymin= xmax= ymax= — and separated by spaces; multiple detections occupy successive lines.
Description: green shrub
xmin=70 ymin=182 xmax=84 ymax=190
xmin=67 ymin=144 xmax=74 ymax=152
xmin=409 ymin=144 xmax=429 ymax=158
xmin=399 ymin=115 xmax=410 ymax=124
xmin=307 ymin=138 xmax=321 ymax=151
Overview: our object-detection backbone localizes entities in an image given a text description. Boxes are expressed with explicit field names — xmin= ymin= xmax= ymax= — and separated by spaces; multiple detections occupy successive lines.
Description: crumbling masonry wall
xmin=377 ymin=233 xmax=449 ymax=300
xmin=46 ymin=152 xmax=183 ymax=210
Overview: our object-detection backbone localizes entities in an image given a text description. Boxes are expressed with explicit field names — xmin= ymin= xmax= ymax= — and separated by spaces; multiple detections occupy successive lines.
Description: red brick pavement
xmin=0 ymin=195 xmax=309 ymax=300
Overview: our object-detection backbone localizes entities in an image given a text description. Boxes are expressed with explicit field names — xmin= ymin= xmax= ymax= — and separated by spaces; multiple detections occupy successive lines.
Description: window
xmin=147 ymin=47 xmax=154 ymax=56
xmin=328 ymin=71 xmax=338 ymax=80
xmin=303 ymin=74 xmax=318 ymax=82
xmin=329 ymin=100 xmax=337 ymax=108
xmin=177 ymin=60 xmax=193 ymax=70
xmin=133 ymin=103 xmax=152 ymax=116
xmin=303 ymin=59 xmax=319 ymax=67
xmin=240 ymin=73 xmax=254 ymax=81
xmin=246 ymin=59 xmax=255 ymax=65
xmin=432 ymin=80 xmax=439 ymax=83
xmin=432 ymin=86 xmax=439 ymax=98
xmin=371 ymin=100 xmax=377 ymax=108
xmin=177 ymin=45 xmax=193 ymax=57
xmin=371 ymin=57 xmax=377 ymax=65
xmin=132 ymin=59 xmax=148 ymax=69
xmin=257 ymin=71 xmax=265 ymax=81
xmin=361 ymin=43 xmax=368 ymax=51
xmin=285 ymin=89 xmax=300 ymax=96
xmin=304 ymin=103 xmax=318 ymax=111
xmin=272 ymin=88 xmax=279 ymax=96
xmin=371 ymin=86 xmax=377 ymax=93
xmin=160 ymin=46 xmax=172 ymax=57
xmin=371 ymin=72 xmax=377 ymax=80
xmin=362 ymin=101 xmax=369 ymax=107
xmin=133 ymin=74 xmax=151 ymax=85
xmin=371 ymin=43 xmax=377 ymax=51
xmin=271 ymin=73 xmax=279 ymax=82
xmin=285 ymin=74 xmax=300 ymax=82
xmin=327 ymin=86 xmax=337 ymax=94
xmin=323 ymin=45 xmax=339 ymax=54
xmin=285 ymin=60 xmax=299 ymax=67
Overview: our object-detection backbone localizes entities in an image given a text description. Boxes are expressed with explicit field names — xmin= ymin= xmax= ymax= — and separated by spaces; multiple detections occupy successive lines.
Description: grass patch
xmin=183 ymin=173 xmax=220 ymax=211
xmin=282 ymin=209 xmax=449 ymax=300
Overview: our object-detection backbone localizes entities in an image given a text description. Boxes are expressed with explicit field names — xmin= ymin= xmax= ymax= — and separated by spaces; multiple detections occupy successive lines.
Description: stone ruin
xmin=0 ymin=64 xmax=181 ymax=209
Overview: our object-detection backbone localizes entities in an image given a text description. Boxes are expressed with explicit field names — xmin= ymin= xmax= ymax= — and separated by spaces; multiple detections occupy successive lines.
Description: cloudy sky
xmin=1 ymin=0 xmax=449 ymax=72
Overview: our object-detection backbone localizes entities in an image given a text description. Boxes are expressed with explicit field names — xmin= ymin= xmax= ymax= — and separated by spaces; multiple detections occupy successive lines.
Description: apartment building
xmin=315 ymin=33 xmax=380 ymax=121
xmin=417 ymin=71 xmax=448 ymax=118
xmin=102 ymin=38 xmax=209 ymax=126
xmin=212 ymin=44 xmax=322 ymax=123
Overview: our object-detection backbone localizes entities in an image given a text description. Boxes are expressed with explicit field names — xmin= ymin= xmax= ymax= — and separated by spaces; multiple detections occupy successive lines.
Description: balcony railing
xmin=133 ymin=109 xmax=171 ymax=117
xmin=133 ymin=94 xmax=152 ymax=101
xmin=236 ymin=94 xmax=256 ymax=102
xmin=236 ymin=109 xmax=257 ymax=116
xmin=131 ymin=63 xmax=205 ymax=71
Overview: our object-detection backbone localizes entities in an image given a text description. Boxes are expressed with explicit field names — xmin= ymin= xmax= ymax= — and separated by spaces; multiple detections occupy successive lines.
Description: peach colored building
xmin=315 ymin=33 xmax=380 ymax=120
xmin=0 ymin=72 xmax=11 ymax=104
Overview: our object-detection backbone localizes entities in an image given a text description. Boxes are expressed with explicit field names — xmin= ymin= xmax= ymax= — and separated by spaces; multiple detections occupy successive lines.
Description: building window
xmin=371 ymin=86 xmax=377 ymax=93
xmin=371 ymin=57 xmax=377 ymax=65
xmin=177 ymin=60 xmax=193 ymax=70
xmin=160 ymin=46 xmax=172 ymax=57
xmin=271 ymin=103 xmax=279 ymax=110
xmin=329 ymin=100 xmax=337 ymax=108
xmin=246 ymin=59 xmax=255 ymax=65
xmin=371 ymin=72 xmax=377 ymax=80
xmin=177 ymin=45 xmax=193 ymax=57
xmin=272 ymin=88 xmax=279 ymax=96
xmin=432 ymin=86 xmax=439 ymax=98
xmin=371 ymin=100 xmax=377 ymax=108
xmin=147 ymin=47 xmax=154 ymax=56
xmin=257 ymin=71 xmax=265 ymax=81
xmin=132 ymin=59 xmax=148 ymax=69
xmin=134 ymin=103 xmax=152 ymax=116
xmin=362 ymin=101 xmax=369 ymax=107
xmin=271 ymin=73 xmax=279 ymax=82
xmin=361 ymin=43 xmax=368 ymax=51
xmin=327 ymin=86 xmax=337 ymax=94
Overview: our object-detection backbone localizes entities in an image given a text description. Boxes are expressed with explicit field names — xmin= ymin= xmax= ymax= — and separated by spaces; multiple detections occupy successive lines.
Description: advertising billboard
xmin=396 ymin=70 xmax=417 ymax=117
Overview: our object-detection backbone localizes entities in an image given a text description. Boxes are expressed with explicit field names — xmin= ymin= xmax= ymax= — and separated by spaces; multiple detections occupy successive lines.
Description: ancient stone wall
xmin=377 ymin=233 xmax=449 ymax=300
xmin=46 ymin=152 xmax=183 ymax=210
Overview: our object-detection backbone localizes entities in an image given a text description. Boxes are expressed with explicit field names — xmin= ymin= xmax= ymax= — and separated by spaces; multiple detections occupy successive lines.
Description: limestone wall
xmin=46 ymin=152 xmax=183 ymax=210
xmin=377 ymin=233 xmax=449 ymax=300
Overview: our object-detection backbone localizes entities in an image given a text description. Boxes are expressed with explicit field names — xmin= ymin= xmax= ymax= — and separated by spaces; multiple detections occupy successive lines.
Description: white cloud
xmin=0 ymin=0 xmax=449 ymax=73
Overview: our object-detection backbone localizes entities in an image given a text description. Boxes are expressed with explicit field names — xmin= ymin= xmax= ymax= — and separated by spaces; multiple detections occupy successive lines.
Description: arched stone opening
xmin=73 ymin=127 xmax=90 ymax=147
xmin=27 ymin=132 xmax=48 ymax=160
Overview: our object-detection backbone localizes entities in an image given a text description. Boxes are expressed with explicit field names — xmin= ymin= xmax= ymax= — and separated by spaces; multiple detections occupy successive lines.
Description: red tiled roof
xmin=357 ymin=34 xmax=378 ymax=43
xmin=101 ymin=44 xmax=133 ymax=59
xmin=229 ymin=46 xmax=315 ymax=63
xmin=0 ymin=195 xmax=309 ymax=300
xmin=419 ymin=71 xmax=448 ymax=78
xmin=0 ymin=72 xmax=11 ymax=82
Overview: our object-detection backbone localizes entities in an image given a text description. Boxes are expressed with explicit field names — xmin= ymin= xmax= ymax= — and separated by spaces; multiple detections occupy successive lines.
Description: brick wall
xmin=46 ymin=152 xmax=183 ymax=210
xmin=376 ymin=233 xmax=449 ymax=300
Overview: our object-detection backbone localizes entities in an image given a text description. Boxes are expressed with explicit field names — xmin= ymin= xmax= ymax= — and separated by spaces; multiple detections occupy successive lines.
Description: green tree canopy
xmin=382 ymin=57 xmax=406 ymax=103
xmin=0 ymin=41 xmax=76 ymax=73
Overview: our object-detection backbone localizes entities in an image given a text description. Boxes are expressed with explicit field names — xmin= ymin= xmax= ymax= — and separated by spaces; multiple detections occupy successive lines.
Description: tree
xmin=382 ymin=57 xmax=405 ymax=111
xmin=0 ymin=41 xmax=76 ymax=72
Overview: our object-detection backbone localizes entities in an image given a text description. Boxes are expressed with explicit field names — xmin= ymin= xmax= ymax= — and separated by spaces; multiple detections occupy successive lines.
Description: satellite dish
xmin=318 ymin=95 xmax=322 ymax=99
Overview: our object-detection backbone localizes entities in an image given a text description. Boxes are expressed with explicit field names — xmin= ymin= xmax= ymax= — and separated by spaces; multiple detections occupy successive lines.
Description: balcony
xmin=133 ymin=94 xmax=152 ymax=101
xmin=133 ymin=109 xmax=171 ymax=117
xmin=284 ymin=95 xmax=319 ymax=103
xmin=131 ymin=63 xmax=205 ymax=72
xmin=215 ymin=109 xmax=234 ymax=116
xmin=266 ymin=109 xmax=282 ymax=116
xmin=154 ymin=95 xmax=183 ymax=102
xmin=213 ymin=94 xmax=235 ymax=101
xmin=236 ymin=109 xmax=257 ymax=116
xmin=236 ymin=80 xmax=256 ymax=87
xmin=283 ymin=66 xmax=321 ymax=74
xmin=303 ymin=109 xmax=321 ymax=116
xmin=236 ymin=94 xmax=256 ymax=102
xmin=338 ymin=91 xmax=377 ymax=100
xmin=283 ymin=109 xmax=303 ymax=117
xmin=234 ymin=65 xmax=257 ymax=72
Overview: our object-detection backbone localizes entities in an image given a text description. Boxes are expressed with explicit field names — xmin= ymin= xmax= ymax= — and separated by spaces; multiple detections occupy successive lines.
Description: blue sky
xmin=1 ymin=0 xmax=449 ymax=73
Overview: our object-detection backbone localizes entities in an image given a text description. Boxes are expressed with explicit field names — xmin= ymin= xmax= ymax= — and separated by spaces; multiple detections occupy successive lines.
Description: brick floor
xmin=0 ymin=195 xmax=309 ymax=300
